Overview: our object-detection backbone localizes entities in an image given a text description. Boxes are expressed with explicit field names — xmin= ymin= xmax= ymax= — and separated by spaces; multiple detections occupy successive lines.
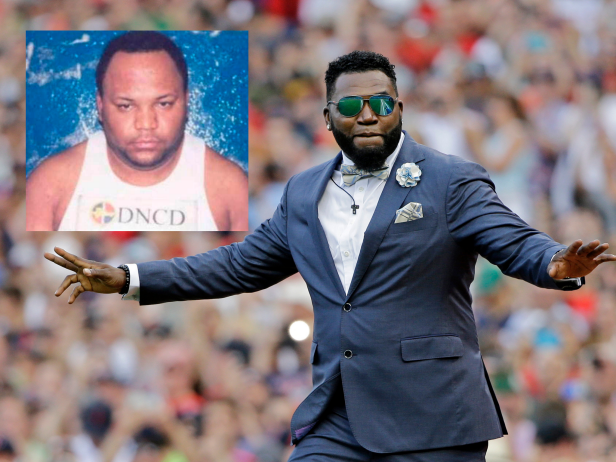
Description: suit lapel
xmin=345 ymin=133 xmax=426 ymax=301
xmin=308 ymin=152 xmax=347 ymax=299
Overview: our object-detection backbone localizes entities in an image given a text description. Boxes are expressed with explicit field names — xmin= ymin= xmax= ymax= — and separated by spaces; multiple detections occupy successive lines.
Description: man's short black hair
xmin=324 ymin=50 xmax=397 ymax=101
xmin=96 ymin=31 xmax=188 ymax=95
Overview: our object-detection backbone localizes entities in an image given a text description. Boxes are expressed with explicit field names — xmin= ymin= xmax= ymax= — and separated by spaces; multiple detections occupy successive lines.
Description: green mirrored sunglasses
xmin=328 ymin=94 xmax=397 ymax=117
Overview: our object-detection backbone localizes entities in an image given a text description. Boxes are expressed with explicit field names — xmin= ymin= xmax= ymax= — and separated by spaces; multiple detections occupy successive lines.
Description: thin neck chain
xmin=330 ymin=178 xmax=359 ymax=214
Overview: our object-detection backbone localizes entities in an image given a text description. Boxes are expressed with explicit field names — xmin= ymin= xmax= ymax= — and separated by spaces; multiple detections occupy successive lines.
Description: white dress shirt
xmin=317 ymin=133 xmax=404 ymax=294
xmin=123 ymin=133 xmax=405 ymax=300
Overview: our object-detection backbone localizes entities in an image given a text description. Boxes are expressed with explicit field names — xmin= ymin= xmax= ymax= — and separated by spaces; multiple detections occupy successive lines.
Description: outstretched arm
xmin=137 ymin=180 xmax=297 ymax=305
xmin=446 ymin=160 xmax=614 ymax=288
xmin=46 ymin=179 xmax=298 ymax=305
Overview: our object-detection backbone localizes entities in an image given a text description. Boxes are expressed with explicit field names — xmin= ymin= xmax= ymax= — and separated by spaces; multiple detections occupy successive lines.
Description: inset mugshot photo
xmin=26 ymin=30 xmax=248 ymax=232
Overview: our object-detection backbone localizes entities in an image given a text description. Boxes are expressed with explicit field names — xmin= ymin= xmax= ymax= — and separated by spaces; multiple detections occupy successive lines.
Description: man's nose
xmin=357 ymin=100 xmax=378 ymax=124
xmin=135 ymin=107 xmax=158 ymax=130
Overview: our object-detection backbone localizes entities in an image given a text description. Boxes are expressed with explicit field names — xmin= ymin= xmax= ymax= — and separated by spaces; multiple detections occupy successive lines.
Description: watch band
xmin=117 ymin=264 xmax=130 ymax=295
xmin=552 ymin=276 xmax=585 ymax=291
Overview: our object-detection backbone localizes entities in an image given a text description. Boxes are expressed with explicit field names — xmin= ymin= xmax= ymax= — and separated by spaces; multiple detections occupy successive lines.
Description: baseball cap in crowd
xmin=134 ymin=425 xmax=170 ymax=451
xmin=0 ymin=436 xmax=15 ymax=456
xmin=80 ymin=400 xmax=113 ymax=442
xmin=222 ymin=338 xmax=252 ymax=365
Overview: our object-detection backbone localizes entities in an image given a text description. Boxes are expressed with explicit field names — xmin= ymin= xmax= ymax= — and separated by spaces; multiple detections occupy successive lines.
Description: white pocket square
xmin=395 ymin=202 xmax=423 ymax=223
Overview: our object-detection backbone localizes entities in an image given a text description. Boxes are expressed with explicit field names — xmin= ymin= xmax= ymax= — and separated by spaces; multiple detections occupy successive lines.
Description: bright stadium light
xmin=289 ymin=320 xmax=310 ymax=341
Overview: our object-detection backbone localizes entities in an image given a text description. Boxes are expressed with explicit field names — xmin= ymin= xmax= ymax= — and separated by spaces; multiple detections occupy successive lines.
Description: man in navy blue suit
xmin=47 ymin=51 xmax=615 ymax=461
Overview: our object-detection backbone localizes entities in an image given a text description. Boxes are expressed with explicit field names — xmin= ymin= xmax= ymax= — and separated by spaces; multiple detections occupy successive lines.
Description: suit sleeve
xmin=137 ymin=180 xmax=298 ymax=305
xmin=446 ymin=160 xmax=565 ymax=289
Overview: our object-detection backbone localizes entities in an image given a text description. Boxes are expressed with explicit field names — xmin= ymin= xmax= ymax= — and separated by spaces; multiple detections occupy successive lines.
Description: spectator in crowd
xmin=409 ymin=76 xmax=486 ymax=162
xmin=468 ymin=90 xmax=537 ymax=224
xmin=0 ymin=436 xmax=16 ymax=462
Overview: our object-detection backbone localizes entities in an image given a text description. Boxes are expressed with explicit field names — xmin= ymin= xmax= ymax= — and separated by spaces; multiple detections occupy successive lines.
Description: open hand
xmin=548 ymin=240 xmax=616 ymax=279
xmin=44 ymin=247 xmax=127 ymax=303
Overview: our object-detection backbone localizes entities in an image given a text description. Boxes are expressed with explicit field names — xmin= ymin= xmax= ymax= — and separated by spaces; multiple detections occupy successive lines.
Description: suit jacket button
xmin=343 ymin=303 xmax=352 ymax=312
xmin=344 ymin=350 xmax=353 ymax=359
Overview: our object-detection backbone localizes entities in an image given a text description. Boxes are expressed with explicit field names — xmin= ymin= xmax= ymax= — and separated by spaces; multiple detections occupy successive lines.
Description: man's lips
xmin=354 ymin=132 xmax=384 ymax=143
xmin=131 ymin=139 xmax=161 ymax=149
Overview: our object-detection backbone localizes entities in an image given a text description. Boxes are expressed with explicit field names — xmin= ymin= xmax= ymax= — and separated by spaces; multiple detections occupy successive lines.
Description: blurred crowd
xmin=2 ymin=0 xmax=616 ymax=460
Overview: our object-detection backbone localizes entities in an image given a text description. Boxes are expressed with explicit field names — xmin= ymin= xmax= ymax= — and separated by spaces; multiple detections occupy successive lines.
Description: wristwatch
xmin=550 ymin=249 xmax=584 ymax=291
xmin=117 ymin=264 xmax=130 ymax=295
xmin=553 ymin=277 xmax=585 ymax=291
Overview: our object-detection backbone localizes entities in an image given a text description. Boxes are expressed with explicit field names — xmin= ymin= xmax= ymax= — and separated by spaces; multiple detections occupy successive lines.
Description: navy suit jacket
xmin=138 ymin=132 xmax=567 ymax=453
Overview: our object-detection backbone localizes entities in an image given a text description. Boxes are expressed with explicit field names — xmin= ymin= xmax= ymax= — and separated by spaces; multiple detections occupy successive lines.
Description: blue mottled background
xmin=26 ymin=30 xmax=248 ymax=177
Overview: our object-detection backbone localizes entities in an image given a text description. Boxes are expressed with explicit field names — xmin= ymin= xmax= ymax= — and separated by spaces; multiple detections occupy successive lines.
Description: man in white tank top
xmin=26 ymin=31 xmax=247 ymax=232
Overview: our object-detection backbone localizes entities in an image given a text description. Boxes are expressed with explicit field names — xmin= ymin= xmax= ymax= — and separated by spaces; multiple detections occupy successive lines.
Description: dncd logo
xmin=91 ymin=202 xmax=116 ymax=225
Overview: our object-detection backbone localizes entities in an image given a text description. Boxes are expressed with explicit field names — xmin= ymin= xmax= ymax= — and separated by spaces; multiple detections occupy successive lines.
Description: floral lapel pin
xmin=396 ymin=162 xmax=422 ymax=187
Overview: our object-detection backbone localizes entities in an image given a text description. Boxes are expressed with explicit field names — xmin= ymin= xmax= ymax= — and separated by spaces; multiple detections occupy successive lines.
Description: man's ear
xmin=323 ymin=106 xmax=331 ymax=129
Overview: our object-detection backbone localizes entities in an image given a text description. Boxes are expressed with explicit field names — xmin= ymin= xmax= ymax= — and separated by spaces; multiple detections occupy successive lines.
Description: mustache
xmin=331 ymin=118 xmax=403 ymax=171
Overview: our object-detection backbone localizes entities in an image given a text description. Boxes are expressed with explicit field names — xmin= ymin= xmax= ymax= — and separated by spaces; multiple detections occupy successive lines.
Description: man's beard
xmin=103 ymin=118 xmax=187 ymax=172
xmin=331 ymin=118 xmax=402 ymax=171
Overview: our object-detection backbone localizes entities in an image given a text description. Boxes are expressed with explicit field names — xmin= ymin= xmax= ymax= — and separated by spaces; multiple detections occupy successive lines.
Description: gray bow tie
xmin=340 ymin=164 xmax=389 ymax=187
